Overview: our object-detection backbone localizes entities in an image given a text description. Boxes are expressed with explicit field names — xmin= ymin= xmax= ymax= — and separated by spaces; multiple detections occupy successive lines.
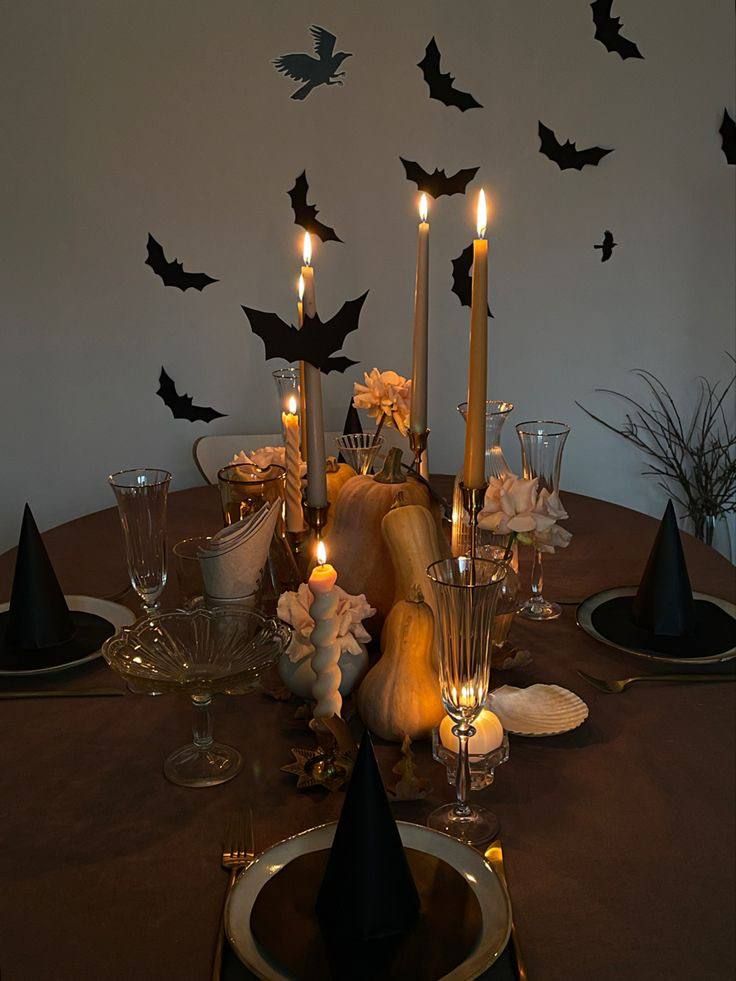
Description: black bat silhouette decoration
xmin=591 ymin=0 xmax=644 ymax=60
xmin=451 ymin=245 xmax=493 ymax=317
xmin=400 ymin=158 xmax=479 ymax=199
xmin=287 ymin=171 xmax=342 ymax=243
xmin=156 ymin=367 xmax=227 ymax=423
xmin=538 ymin=121 xmax=613 ymax=171
xmin=145 ymin=234 xmax=218 ymax=292
xmin=594 ymin=230 xmax=617 ymax=262
xmin=242 ymin=292 xmax=368 ymax=374
xmin=417 ymin=37 xmax=482 ymax=112
xmin=273 ymin=25 xmax=351 ymax=100
xmin=720 ymin=109 xmax=736 ymax=164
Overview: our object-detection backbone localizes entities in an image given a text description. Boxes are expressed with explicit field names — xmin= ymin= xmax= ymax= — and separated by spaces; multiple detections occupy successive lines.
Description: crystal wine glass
xmin=515 ymin=421 xmax=570 ymax=620
xmin=426 ymin=556 xmax=507 ymax=845
xmin=109 ymin=468 xmax=171 ymax=614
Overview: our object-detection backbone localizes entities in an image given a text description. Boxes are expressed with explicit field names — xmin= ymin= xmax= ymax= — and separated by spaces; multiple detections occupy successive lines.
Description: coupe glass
xmin=108 ymin=468 xmax=171 ymax=614
xmin=102 ymin=607 xmax=291 ymax=787
xmin=516 ymin=421 xmax=570 ymax=620
xmin=426 ymin=557 xmax=507 ymax=845
xmin=335 ymin=433 xmax=384 ymax=474
xmin=452 ymin=401 xmax=514 ymax=557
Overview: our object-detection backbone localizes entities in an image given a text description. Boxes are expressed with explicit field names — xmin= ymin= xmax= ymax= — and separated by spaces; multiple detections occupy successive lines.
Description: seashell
xmin=488 ymin=684 xmax=588 ymax=737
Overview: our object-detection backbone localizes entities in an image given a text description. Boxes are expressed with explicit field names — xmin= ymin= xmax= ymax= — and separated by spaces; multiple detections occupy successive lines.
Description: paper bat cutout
xmin=591 ymin=0 xmax=644 ymax=60
xmin=242 ymin=292 xmax=368 ymax=374
xmin=145 ymin=234 xmax=218 ymax=292
xmin=287 ymin=171 xmax=342 ymax=243
xmin=417 ymin=37 xmax=482 ymax=112
xmin=594 ymin=230 xmax=617 ymax=261
xmin=273 ymin=25 xmax=351 ymax=100
xmin=720 ymin=109 xmax=736 ymax=164
xmin=450 ymin=244 xmax=493 ymax=317
xmin=156 ymin=367 xmax=226 ymax=423
xmin=400 ymin=158 xmax=479 ymax=199
xmin=538 ymin=121 xmax=613 ymax=171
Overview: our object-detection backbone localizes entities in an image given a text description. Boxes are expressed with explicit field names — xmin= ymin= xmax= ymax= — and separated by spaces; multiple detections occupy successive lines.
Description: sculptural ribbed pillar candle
xmin=309 ymin=541 xmax=342 ymax=719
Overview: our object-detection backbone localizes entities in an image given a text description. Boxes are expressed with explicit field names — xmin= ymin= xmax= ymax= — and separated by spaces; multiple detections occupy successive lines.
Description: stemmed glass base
xmin=427 ymin=802 xmax=500 ymax=847
xmin=164 ymin=741 xmax=242 ymax=788
xmin=518 ymin=597 xmax=562 ymax=621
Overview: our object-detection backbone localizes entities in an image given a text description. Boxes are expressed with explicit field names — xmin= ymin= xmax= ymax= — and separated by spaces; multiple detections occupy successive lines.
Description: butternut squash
xmin=327 ymin=448 xmax=431 ymax=631
xmin=356 ymin=586 xmax=443 ymax=741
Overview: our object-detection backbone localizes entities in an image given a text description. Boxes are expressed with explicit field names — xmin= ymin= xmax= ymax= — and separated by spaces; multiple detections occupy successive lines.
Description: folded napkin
xmin=198 ymin=503 xmax=279 ymax=601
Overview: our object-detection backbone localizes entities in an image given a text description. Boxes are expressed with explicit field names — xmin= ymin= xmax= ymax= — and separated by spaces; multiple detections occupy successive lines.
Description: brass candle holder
xmin=408 ymin=428 xmax=430 ymax=476
xmin=460 ymin=481 xmax=488 ymax=564
xmin=303 ymin=502 xmax=330 ymax=540
xmin=285 ymin=526 xmax=311 ymax=580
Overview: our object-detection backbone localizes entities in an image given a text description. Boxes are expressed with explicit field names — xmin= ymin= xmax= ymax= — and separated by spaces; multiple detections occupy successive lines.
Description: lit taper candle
xmin=281 ymin=395 xmax=304 ymax=533
xmin=410 ymin=193 xmax=429 ymax=435
xmin=463 ymin=190 xmax=489 ymax=489
xmin=297 ymin=274 xmax=308 ymax=463
xmin=300 ymin=233 xmax=328 ymax=507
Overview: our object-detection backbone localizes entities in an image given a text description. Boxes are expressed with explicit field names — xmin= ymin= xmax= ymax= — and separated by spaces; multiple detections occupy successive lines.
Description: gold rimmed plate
xmin=225 ymin=821 xmax=511 ymax=981
xmin=577 ymin=587 xmax=736 ymax=666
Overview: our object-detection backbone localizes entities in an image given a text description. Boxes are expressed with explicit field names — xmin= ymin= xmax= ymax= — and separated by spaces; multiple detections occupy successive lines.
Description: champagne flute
xmin=109 ymin=468 xmax=171 ymax=614
xmin=515 ymin=421 xmax=570 ymax=620
xmin=426 ymin=556 xmax=507 ymax=845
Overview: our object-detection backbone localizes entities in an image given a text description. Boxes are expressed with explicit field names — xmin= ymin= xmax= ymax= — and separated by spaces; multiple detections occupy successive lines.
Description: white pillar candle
xmin=300 ymin=235 xmax=328 ymax=508
xmin=281 ymin=397 xmax=304 ymax=533
xmin=410 ymin=193 xmax=429 ymax=435
xmin=309 ymin=541 xmax=341 ymax=719
xmin=440 ymin=708 xmax=503 ymax=755
xmin=463 ymin=190 xmax=489 ymax=490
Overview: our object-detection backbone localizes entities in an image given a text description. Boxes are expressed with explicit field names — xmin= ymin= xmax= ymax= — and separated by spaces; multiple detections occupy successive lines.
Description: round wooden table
xmin=0 ymin=486 xmax=734 ymax=981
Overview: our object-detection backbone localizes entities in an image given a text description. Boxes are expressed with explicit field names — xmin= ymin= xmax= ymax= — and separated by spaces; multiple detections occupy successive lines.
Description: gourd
xmin=356 ymin=586 xmax=444 ymax=742
xmin=327 ymin=448 xmax=431 ymax=629
xmin=381 ymin=502 xmax=449 ymax=667
xmin=323 ymin=457 xmax=356 ymax=537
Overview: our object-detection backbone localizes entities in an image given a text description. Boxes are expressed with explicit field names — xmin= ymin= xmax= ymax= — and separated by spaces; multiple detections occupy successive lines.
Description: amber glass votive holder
xmin=217 ymin=463 xmax=286 ymax=527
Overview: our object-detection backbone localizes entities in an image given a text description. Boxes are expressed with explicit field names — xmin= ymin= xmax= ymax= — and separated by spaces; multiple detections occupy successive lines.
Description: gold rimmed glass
xmin=426 ymin=556 xmax=507 ymax=845
xmin=108 ymin=468 xmax=171 ymax=614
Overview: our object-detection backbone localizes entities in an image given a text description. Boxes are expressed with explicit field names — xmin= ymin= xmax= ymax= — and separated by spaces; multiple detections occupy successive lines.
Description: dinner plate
xmin=226 ymin=821 xmax=511 ymax=981
xmin=0 ymin=595 xmax=135 ymax=676
xmin=576 ymin=587 xmax=736 ymax=666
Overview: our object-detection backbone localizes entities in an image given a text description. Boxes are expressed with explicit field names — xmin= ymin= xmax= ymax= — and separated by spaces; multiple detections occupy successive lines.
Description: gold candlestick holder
xmin=408 ymin=428 xmax=430 ymax=475
xmin=286 ymin=526 xmax=311 ymax=581
xmin=303 ymin=502 xmax=330 ymax=540
xmin=460 ymin=482 xmax=488 ymax=563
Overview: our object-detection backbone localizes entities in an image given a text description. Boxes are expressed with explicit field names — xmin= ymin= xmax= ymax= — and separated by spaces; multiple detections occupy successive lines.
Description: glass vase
xmin=452 ymin=401 xmax=514 ymax=557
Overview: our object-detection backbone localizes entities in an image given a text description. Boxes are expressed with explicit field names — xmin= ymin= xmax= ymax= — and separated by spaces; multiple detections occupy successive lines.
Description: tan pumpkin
xmin=324 ymin=457 xmax=356 ymax=537
xmin=328 ymin=448 xmax=431 ymax=630
xmin=356 ymin=586 xmax=443 ymax=742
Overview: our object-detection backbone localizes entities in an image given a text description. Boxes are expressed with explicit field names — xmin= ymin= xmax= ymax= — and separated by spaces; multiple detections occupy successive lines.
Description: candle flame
xmin=476 ymin=189 xmax=487 ymax=239
xmin=302 ymin=232 xmax=312 ymax=266
xmin=298 ymin=274 xmax=305 ymax=301
xmin=316 ymin=539 xmax=327 ymax=566
xmin=419 ymin=193 xmax=428 ymax=222
xmin=287 ymin=395 xmax=297 ymax=414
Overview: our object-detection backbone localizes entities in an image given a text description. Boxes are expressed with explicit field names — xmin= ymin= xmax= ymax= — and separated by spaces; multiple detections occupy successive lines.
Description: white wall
xmin=1 ymin=0 xmax=734 ymax=553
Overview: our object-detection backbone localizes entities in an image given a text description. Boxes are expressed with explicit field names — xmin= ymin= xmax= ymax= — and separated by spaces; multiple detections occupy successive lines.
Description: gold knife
xmin=0 ymin=689 xmax=125 ymax=699
xmin=486 ymin=838 xmax=528 ymax=981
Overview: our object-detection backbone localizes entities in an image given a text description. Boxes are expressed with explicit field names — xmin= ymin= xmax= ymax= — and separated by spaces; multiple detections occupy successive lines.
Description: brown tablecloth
xmin=0 ymin=485 xmax=734 ymax=981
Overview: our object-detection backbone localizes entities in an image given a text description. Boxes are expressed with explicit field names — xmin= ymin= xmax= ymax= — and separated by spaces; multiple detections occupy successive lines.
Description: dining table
xmin=0 ymin=479 xmax=734 ymax=981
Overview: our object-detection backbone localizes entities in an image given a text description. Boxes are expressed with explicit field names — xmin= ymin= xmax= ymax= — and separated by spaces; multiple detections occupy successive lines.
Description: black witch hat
xmin=316 ymin=731 xmax=420 ymax=942
xmin=0 ymin=505 xmax=115 ymax=670
xmin=337 ymin=401 xmax=363 ymax=465
xmin=587 ymin=500 xmax=736 ymax=660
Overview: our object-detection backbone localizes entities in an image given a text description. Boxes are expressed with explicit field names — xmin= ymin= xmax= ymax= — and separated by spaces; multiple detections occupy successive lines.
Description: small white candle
xmin=281 ymin=396 xmax=304 ymax=533
xmin=301 ymin=234 xmax=328 ymax=508
xmin=440 ymin=708 xmax=503 ymax=755
xmin=309 ymin=541 xmax=341 ymax=719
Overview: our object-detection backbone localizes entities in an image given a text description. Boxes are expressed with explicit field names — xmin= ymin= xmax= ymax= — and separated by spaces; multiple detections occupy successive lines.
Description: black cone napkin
xmin=631 ymin=500 xmax=695 ymax=636
xmin=315 ymin=731 xmax=420 ymax=941
xmin=0 ymin=504 xmax=116 ymax=669
xmin=337 ymin=401 xmax=363 ymax=464
xmin=3 ymin=504 xmax=74 ymax=649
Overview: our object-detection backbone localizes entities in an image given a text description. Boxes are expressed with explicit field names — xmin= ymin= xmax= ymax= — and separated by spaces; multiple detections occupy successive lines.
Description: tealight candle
xmin=440 ymin=708 xmax=504 ymax=756
xmin=309 ymin=541 xmax=341 ymax=719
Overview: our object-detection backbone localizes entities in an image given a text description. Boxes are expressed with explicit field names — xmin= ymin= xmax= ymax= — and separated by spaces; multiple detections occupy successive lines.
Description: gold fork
xmin=577 ymin=669 xmax=736 ymax=694
xmin=212 ymin=809 xmax=255 ymax=981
